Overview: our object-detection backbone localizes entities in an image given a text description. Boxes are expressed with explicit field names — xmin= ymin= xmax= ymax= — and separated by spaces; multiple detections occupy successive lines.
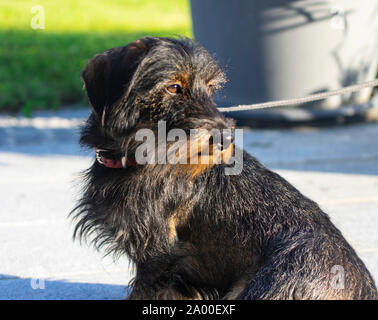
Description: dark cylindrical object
xmin=190 ymin=0 xmax=378 ymax=112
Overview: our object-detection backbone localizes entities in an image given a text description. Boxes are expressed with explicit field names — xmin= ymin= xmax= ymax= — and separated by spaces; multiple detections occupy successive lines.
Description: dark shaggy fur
xmin=72 ymin=37 xmax=377 ymax=300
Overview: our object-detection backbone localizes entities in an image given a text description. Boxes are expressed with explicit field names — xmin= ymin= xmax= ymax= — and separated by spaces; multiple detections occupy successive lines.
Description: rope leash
xmin=218 ymin=78 xmax=378 ymax=112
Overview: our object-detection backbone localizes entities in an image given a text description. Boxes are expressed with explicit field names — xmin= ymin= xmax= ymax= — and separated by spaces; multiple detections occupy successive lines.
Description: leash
xmin=218 ymin=78 xmax=378 ymax=112
xmin=95 ymin=78 xmax=378 ymax=168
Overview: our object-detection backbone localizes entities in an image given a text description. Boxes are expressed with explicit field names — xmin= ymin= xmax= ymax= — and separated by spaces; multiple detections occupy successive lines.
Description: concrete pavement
xmin=0 ymin=108 xmax=377 ymax=299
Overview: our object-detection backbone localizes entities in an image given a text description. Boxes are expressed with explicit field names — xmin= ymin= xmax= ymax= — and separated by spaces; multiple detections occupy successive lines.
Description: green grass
xmin=0 ymin=0 xmax=192 ymax=114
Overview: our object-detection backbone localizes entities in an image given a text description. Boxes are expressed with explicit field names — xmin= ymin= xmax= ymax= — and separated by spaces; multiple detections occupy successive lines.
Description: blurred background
xmin=1 ymin=0 xmax=377 ymax=122
xmin=0 ymin=0 xmax=377 ymax=300
xmin=0 ymin=0 xmax=191 ymax=115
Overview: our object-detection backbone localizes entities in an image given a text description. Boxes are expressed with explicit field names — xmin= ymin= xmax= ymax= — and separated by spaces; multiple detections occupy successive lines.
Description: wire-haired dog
xmin=72 ymin=37 xmax=377 ymax=300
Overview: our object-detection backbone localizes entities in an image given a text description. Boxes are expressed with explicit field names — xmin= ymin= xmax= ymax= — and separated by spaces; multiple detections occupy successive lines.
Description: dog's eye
xmin=166 ymin=84 xmax=182 ymax=95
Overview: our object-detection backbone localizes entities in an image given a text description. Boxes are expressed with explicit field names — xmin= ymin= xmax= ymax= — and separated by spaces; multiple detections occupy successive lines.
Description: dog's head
xmin=81 ymin=37 xmax=234 ymax=171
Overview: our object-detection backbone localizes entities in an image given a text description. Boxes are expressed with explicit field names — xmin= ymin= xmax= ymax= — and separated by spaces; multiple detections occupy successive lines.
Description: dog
xmin=72 ymin=36 xmax=377 ymax=300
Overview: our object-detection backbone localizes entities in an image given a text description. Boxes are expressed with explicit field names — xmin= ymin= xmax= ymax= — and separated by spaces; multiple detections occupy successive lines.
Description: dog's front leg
xmin=128 ymin=282 xmax=202 ymax=300
xmin=126 ymin=252 xmax=206 ymax=300
xmin=127 ymin=264 xmax=203 ymax=300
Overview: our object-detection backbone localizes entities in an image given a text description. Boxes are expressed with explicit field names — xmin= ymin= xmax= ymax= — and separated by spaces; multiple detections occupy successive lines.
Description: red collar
xmin=94 ymin=148 xmax=137 ymax=168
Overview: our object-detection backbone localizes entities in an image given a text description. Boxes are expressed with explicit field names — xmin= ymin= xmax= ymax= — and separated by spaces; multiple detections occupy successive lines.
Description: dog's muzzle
xmin=94 ymin=148 xmax=137 ymax=168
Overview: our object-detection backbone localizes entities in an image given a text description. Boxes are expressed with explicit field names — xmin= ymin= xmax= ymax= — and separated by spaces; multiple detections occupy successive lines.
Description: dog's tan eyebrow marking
xmin=132 ymin=39 xmax=147 ymax=50
xmin=170 ymin=72 xmax=191 ymax=89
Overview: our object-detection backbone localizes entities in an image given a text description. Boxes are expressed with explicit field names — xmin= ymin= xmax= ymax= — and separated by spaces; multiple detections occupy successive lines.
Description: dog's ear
xmin=81 ymin=52 xmax=109 ymax=117
xmin=81 ymin=39 xmax=151 ymax=118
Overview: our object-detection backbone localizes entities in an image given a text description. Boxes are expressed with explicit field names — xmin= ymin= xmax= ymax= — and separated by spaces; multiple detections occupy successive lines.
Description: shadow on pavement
xmin=242 ymin=122 xmax=378 ymax=176
xmin=0 ymin=108 xmax=88 ymax=157
xmin=0 ymin=274 xmax=130 ymax=300
xmin=1 ymin=109 xmax=378 ymax=175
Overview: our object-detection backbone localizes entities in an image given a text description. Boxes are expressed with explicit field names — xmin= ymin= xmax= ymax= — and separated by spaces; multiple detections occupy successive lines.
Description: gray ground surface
xmin=0 ymin=108 xmax=377 ymax=299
